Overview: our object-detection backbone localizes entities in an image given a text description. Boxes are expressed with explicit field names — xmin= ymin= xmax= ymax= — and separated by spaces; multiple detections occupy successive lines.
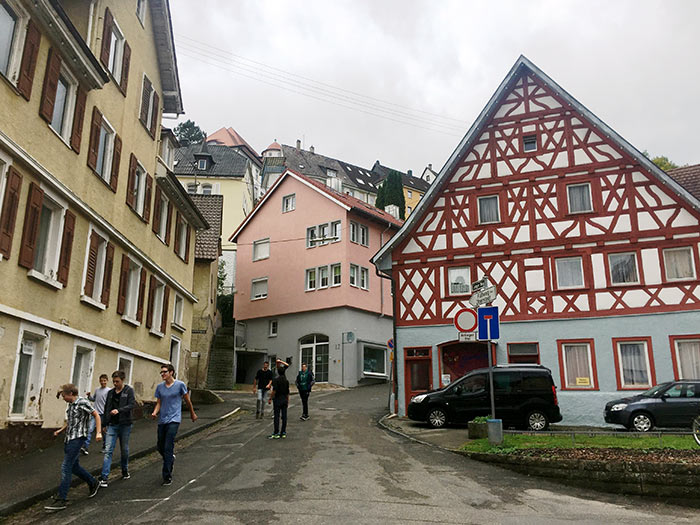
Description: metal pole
xmin=487 ymin=340 xmax=495 ymax=419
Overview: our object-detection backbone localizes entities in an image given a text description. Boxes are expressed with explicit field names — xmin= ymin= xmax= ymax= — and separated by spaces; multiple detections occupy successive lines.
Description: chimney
xmin=309 ymin=145 xmax=315 ymax=154
xmin=407 ymin=169 xmax=413 ymax=177
xmin=296 ymin=139 xmax=301 ymax=150
xmin=385 ymin=204 xmax=400 ymax=219
xmin=428 ymin=163 xmax=432 ymax=170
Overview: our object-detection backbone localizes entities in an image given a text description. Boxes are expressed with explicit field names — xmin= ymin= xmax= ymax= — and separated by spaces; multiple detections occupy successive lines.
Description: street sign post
xmin=458 ymin=332 xmax=476 ymax=342
xmin=454 ymin=308 xmax=478 ymax=333
xmin=469 ymin=286 xmax=497 ymax=308
xmin=477 ymin=306 xmax=500 ymax=420
xmin=471 ymin=277 xmax=490 ymax=293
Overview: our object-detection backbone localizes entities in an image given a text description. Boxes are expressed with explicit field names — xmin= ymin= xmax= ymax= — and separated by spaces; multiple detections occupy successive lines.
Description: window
xmin=559 ymin=340 xmax=597 ymax=389
xmin=508 ymin=343 xmax=540 ymax=364
xmin=50 ymin=69 xmax=77 ymax=141
xmin=0 ymin=1 xmax=27 ymax=82
xmin=170 ymin=337 xmax=181 ymax=375
xmin=478 ymin=195 xmax=500 ymax=224
xmin=306 ymin=226 xmax=317 ymax=248
xmin=156 ymin=192 xmax=169 ymax=241
xmin=71 ymin=343 xmax=95 ymax=396
xmin=318 ymin=223 xmax=329 ymax=245
xmin=305 ymin=268 xmax=316 ymax=291
xmin=407 ymin=190 xmax=413 ymax=199
xmin=331 ymin=263 xmax=341 ymax=286
xmin=268 ymin=319 xmax=278 ymax=337
xmin=663 ymin=247 xmax=695 ymax=281
xmin=198 ymin=159 xmax=207 ymax=170
xmin=326 ymin=168 xmax=337 ymax=178
xmin=349 ymin=264 xmax=358 ymax=287
xmin=253 ymin=238 xmax=270 ymax=261
xmin=318 ymin=265 xmax=329 ymax=288
xmin=123 ymin=258 xmax=142 ymax=321
xmin=447 ymin=266 xmax=470 ymax=295
xmin=360 ymin=224 xmax=369 ymax=246
xmin=201 ymin=183 xmax=212 ymax=195
xmin=614 ymin=338 xmax=653 ymax=389
xmin=363 ymin=346 xmax=386 ymax=375
xmin=407 ymin=206 xmax=412 ymax=214
xmin=609 ymin=252 xmax=639 ymax=285
xmin=251 ymin=278 xmax=268 ymax=299
xmin=139 ymin=75 xmax=158 ymax=136
xmin=282 ymin=194 xmax=295 ymax=213
xmin=173 ymin=294 xmax=184 ymax=327
xmin=149 ymin=278 xmax=166 ymax=333
xmin=672 ymin=338 xmax=700 ymax=380
xmin=187 ymin=183 xmax=197 ymax=194
xmin=176 ymin=215 xmax=188 ymax=260
xmin=555 ymin=257 xmax=584 ymax=289
xmin=81 ymin=227 xmax=112 ymax=307
xmin=117 ymin=353 xmax=133 ymax=385
xmin=345 ymin=189 xmax=355 ymax=198
xmin=350 ymin=221 xmax=368 ymax=246
xmin=11 ymin=326 xmax=48 ymax=418
xmin=300 ymin=333 xmax=329 ymax=382
xmin=360 ymin=267 xmax=369 ymax=289
xmin=95 ymin=118 xmax=116 ymax=182
xmin=523 ymin=134 xmax=537 ymax=152
xmin=331 ymin=220 xmax=341 ymax=242
xmin=107 ymin=19 xmax=125 ymax=82
xmin=350 ymin=222 xmax=358 ymax=243
xmin=136 ymin=0 xmax=146 ymax=24
xmin=130 ymin=161 xmax=148 ymax=216
xmin=567 ymin=183 xmax=593 ymax=213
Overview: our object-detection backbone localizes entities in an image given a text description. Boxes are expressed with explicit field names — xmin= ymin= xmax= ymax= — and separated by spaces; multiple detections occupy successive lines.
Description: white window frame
xmin=305 ymin=268 xmax=316 ymax=291
xmin=157 ymin=192 xmax=169 ymax=241
xmin=349 ymin=264 xmax=358 ymax=287
xmin=282 ymin=193 xmax=295 ymax=213
xmin=70 ymin=340 xmax=95 ymax=397
xmin=131 ymin=161 xmax=148 ymax=216
xmin=350 ymin=221 xmax=358 ymax=243
xmin=252 ymin=238 xmax=270 ymax=261
xmin=177 ymin=217 xmax=187 ymax=259
xmin=27 ymin=186 xmax=68 ymax=288
xmin=359 ymin=224 xmax=369 ymax=247
xmin=477 ymin=195 xmax=500 ymax=224
xmin=80 ymin=224 xmax=109 ymax=309
xmin=331 ymin=263 xmax=341 ymax=286
xmin=123 ymin=256 xmax=142 ymax=323
xmin=197 ymin=159 xmax=207 ymax=170
xmin=362 ymin=345 xmax=387 ymax=377
xmin=172 ymin=293 xmax=184 ymax=329
xmin=674 ymin=339 xmax=700 ymax=380
xmin=407 ymin=190 xmax=413 ymax=199
xmin=330 ymin=220 xmax=341 ymax=242
xmin=608 ymin=252 xmax=639 ymax=285
xmin=663 ymin=246 xmax=696 ymax=281
xmin=186 ymin=183 xmax=197 ymax=194
xmin=268 ymin=319 xmax=278 ymax=337
xmin=9 ymin=322 xmax=50 ymax=420
xmin=360 ymin=266 xmax=369 ymax=290
xmin=0 ymin=0 xmax=28 ymax=84
xmin=616 ymin=340 xmax=652 ymax=389
xmin=318 ymin=223 xmax=330 ymax=245
xmin=555 ymin=256 xmax=584 ymax=289
xmin=201 ymin=183 xmax=212 ymax=195
xmin=447 ymin=266 xmax=471 ymax=296
xmin=150 ymin=278 xmax=166 ymax=336
xmin=95 ymin=116 xmax=116 ymax=182
xmin=306 ymin=226 xmax=317 ymax=248
xmin=567 ymin=182 xmax=593 ymax=214
xmin=561 ymin=342 xmax=595 ymax=389
xmin=318 ymin=265 xmax=329 ymax=289
xmin=136 ymin=0 xmax=147 ymax=25
xmin=49 ymin=66 xmax=78 ymax=143
xmin=107 ymin=18 xmax=125 ymax=83
xmin=116 ymin=352 xmax=133 ymax=385
xmin=251 ymin=277 xmax=268 ymax=300
xmin=170 ymin=336 xmax=181 ymax=375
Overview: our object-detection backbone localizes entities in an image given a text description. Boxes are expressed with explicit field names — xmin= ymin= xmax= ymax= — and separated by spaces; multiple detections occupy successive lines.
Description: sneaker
xmin=274 ymin=434 xmax=281 ymax=439
xmin=88 ymin=480 xmax=100 ymax=498
xmin=99 ymin=477 xmax=108 ymax=488
xmin=80 ymin=447 xmax=89 ymax=456
xmin=162 ymin=478 xmax=172 ymax=486
xmin=122 ymin=471 xmax=130 ymax=480
xmin=281 ymin=433 xmax=287 ymax=439
xmin=45 ymin=498 xmax=67 ymax=511
xmin=299 ymin=415 xmax=305 ymax=420
xmin=267 ymin=433 xmax=279 ymax=439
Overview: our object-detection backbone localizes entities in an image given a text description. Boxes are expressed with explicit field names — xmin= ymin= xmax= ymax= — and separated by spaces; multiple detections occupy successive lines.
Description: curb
xmin=0 ymin=408 xmax=241 ymax=517
xmin=377 ymin=413 xmax=456 ymax=453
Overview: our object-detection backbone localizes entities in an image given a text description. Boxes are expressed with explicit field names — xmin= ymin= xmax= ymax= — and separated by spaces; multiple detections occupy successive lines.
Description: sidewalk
xmin=379 ymin=415 xmax=469 ymax=451
xmin=0 ymin=392 xmax=243 ymax=517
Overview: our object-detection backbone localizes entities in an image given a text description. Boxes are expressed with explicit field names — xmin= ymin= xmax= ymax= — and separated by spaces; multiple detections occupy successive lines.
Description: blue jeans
xmin=84 ymin=414 xmax=104 ymax=448
xmin=101 ymin=424 xmax=132 ymax=479
xmin=157 ymin=422 xmax=179 ymax=481
xmin=58 ymin=438 xmax=96 ymax=500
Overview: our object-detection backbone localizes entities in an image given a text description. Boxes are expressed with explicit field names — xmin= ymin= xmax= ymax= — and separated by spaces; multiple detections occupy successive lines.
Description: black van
xmin=407 ymin=365 xmax=562 ymax=430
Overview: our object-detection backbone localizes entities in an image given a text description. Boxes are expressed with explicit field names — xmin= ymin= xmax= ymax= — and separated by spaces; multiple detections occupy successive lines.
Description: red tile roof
xmin=206 ymin=127 xmax=259 ymax=157
xmin=667 ymin=164 xmax=700 ymax=201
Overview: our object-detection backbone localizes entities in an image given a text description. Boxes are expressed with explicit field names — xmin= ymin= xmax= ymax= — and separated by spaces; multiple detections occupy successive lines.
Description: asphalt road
xmin=11 ymin=384 xmax=699 ymax=524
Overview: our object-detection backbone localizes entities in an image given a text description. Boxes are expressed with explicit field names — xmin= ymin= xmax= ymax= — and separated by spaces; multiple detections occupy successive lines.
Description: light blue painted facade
xmin=396 ymin=310 xmax=700 ymax=425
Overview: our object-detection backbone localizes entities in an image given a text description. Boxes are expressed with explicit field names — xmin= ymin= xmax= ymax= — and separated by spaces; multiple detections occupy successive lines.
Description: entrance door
xmin=405 ymin=347 xmax=432 ymax=409
xmin=300 ymin=334 xmax=329 ymax=382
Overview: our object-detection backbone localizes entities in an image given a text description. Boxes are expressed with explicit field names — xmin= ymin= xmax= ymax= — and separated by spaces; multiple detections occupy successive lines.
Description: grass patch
xmin=461 ymin=433 xmax=697 ymax=453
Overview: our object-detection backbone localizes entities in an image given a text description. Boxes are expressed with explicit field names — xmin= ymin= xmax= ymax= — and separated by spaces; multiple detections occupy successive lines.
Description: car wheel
xmin=526 ymin=410 xmax=549 ymax=431
xmin=630 ymin=412 xmax=654 ymax=432
xmin=427 ymin=407 xmax=447 ymax=429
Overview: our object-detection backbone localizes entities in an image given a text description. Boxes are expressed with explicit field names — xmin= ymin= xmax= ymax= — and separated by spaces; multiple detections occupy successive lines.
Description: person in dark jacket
xmin=295 ymin=363 xmax=315 ymax=421
xmin=268 ymin=359 xmax=290 ymax=439
xmin=98 ymin=370 xmax=136 ymax=487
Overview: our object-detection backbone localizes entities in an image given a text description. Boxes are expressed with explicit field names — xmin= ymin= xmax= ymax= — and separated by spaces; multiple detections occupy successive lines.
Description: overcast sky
xmin=169 ymin=0 xmax=699 ymax=175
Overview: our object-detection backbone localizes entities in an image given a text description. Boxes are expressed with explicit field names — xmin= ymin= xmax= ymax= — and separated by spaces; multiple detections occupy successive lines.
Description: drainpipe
xmin=378 ymin=223 xmax=392 ymax=318
xmin=375 ymin=265 xmax=397 ymax=415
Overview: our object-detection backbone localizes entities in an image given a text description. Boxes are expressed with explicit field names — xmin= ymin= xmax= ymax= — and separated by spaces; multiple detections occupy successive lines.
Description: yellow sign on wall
xmin=576 ymin=377 xmax=591 ymax=386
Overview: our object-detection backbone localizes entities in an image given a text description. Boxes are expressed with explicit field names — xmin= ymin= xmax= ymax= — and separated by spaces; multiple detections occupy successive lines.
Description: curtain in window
xmin=665 ymin=249 xmax=693 ymax=279
xmin=556 ymin=258 xmax=583 ymax=287
xmin=568 ymin=184 xmax=591 ymax=213
xmin=609 ymin=254 xmax=637 ymax=283
xmin=564 ymin=344 xmax=591 ymax=387
xmin=619 ymin=343 xmax=648 ymax=386
xmin=677 ymin=341 xmax=700 ymax=379
xmin=479 ymin=197 xmax=499 ymax=223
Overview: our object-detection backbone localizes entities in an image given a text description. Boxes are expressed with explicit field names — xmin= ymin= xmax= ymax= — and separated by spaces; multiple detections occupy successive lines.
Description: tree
xmin=375 ymin=181 xmax=386 ymax=210
xmin=174 ymin=120 xmax=206 ymax=146
xmin=217 ymin=260 xmax=227 ymax=296
xmin=383 ymin=170 xmax=406 ymax=220
xmin=642 ymin=150 xmax=681 ymax=171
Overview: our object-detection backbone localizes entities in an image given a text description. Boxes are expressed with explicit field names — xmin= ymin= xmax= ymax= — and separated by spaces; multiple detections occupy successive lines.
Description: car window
xmin=665 ymin=384 xmax=683 ymax=398
xmin=494 ymin=372 xmax=521 ymax=393
xmin=461 ymin=374 xmax=486 ymax=394
xmin=522 ymin=374 xmax=550 ymax=391
xmin=690 ymin=383 xmax=700 ymax=398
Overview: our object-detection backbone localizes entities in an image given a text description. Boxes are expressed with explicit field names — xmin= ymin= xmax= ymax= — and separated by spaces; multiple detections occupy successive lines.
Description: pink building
xmin=231 ymin=169 xmax=401 ymax=385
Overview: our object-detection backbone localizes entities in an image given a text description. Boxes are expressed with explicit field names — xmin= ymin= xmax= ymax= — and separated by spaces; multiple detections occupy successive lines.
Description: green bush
xmin=470 ymin=416 xmax=489 ymax=424
xmin=217 ymin=294 xmax=234 ymax=326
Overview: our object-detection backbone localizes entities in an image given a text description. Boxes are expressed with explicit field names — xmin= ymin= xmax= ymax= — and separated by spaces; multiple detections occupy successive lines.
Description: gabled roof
xmin=372 ymin=55 xmax=700 ymax=272
xmin=190 ymin=194 xmax=223 ymax=260
xmin=207 ymin=127 xmax=260 ymax=157
xmin=149 ymin=0 xmax=183 ymax=114
xmin=173 ymin=144 xmax=247 ymax=177
xmin=667 ymin=164 xmax=700 ymax=201
xmin=371 ymin=161 xmax=431 ymax=193
xmin=230 ymin=169 xmax=402 ymax=242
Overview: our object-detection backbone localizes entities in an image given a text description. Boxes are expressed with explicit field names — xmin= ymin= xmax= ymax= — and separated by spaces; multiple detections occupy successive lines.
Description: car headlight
xmin=411 ymin=394 xmax=427 ymax=404
xmin=611 ymin=403 xmax=628 ymax=411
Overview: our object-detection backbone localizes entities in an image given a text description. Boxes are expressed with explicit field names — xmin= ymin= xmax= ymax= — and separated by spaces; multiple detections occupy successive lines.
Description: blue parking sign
xmin=477 ymin=306 xmax=499 ymax=340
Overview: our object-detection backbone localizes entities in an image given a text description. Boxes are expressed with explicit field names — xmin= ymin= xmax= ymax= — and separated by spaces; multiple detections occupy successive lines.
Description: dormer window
xmin=327 ymin=169 xmax=337 ymax=178
xmin=197 ymin=159 xmax=207 ymax=170
xmin=523 ymin=134 xmax=537 ymax=152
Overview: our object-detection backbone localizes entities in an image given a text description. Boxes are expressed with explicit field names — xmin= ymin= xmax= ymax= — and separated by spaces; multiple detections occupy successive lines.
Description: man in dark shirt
xmin=268 ymin=359 xmax=290 ymax=439
xmin=253 ymin=361 xmax=274 ymax=419
xmin=98 ymin=370 xmax=136 ymax=487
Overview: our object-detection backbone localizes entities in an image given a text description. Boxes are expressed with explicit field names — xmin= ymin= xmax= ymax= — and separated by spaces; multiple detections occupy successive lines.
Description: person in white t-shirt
xmin=85 ymin=374 xmax=110 ymax=454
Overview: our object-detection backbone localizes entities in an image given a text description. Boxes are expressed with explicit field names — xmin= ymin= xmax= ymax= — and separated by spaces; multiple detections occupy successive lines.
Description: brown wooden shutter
xmin=110 ymin=134 xmax=121 ymax=192
xmin=84 ymin=230 xmax=100 ymax=297
xmin=173 ymin=211 xmax=181 ymax=255
xmin=57 ymin=210 xmax=75 ymax=286
xmin=149 ymin=92 xmax=159 ymax=137
xmin=101 ymin=242 xmax=114 ymax=306
xmin=18 ymin=182 xmax=44 ymax=269
xmin=17 ymin=19 xmax=41 ymax=100
xmin=126 ymin=154 xmax=137 ymax=208
xmin=164 ymin=201 xmax=173 ymax=245
xmin=0 ymin=167 xmax=22 ymax=258
xmin=160 ymin=286 xmax=170 ymax=333
xmin=116 ymin=253 xmax=129 ymax=315
xmin=119 ymin=41 xmax=130 ymax=95
xmin=39 ymin=47 xmax=62 ymax=123
xmin=145 ymin=275 xmax=156 ymax=329
xmin=184 ymin=223 xmax=191 ymax=263
xmin=143 ymin=174 xmax=153 ymax=222
xmin=70 ymin=86 xmax=87 ymax=153
xmin=87 ymin=106 xmax=102 ymax=171
xmin=139 ymin=77 xmax=151 ymax=125
xmin=152 ymin=185 xmax=162 ymax=234
xmin=136 ymin=267 xmax=147 ymax=322
xmin=100 ymin=8 xmax=113 ymax=68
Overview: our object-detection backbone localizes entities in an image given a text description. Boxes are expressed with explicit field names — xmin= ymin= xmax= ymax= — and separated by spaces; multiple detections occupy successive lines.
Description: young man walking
xmin=98 ymin=371 xmax=136 ymax=487
xmin=253 ymin=361 xmax=274 ymax=419
xmin=151 ymin=364 xmax=197 ymax=486
xmin=45 ymin=384 xmax=102 ymax=511
xmin=268 ymin=359 xmax=290 ymax=439
xmin=295 ymin=363 xmax=315 ymax=421
xmin=84 ymin=374 xmax=110 ymax=454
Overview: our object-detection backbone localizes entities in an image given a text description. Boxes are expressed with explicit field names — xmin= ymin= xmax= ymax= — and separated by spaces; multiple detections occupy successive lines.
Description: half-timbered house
xmin=372 ymin=56 xmax=700 ymax=424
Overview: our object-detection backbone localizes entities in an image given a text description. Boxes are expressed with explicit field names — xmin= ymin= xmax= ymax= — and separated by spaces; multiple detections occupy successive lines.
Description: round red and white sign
xmin=454 ymin=308 xmax=478 ymax=332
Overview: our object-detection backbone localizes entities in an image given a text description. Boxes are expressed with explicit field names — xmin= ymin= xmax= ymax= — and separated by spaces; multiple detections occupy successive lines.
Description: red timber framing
xmin=390 ymin=61 xmax=700 ymax=328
